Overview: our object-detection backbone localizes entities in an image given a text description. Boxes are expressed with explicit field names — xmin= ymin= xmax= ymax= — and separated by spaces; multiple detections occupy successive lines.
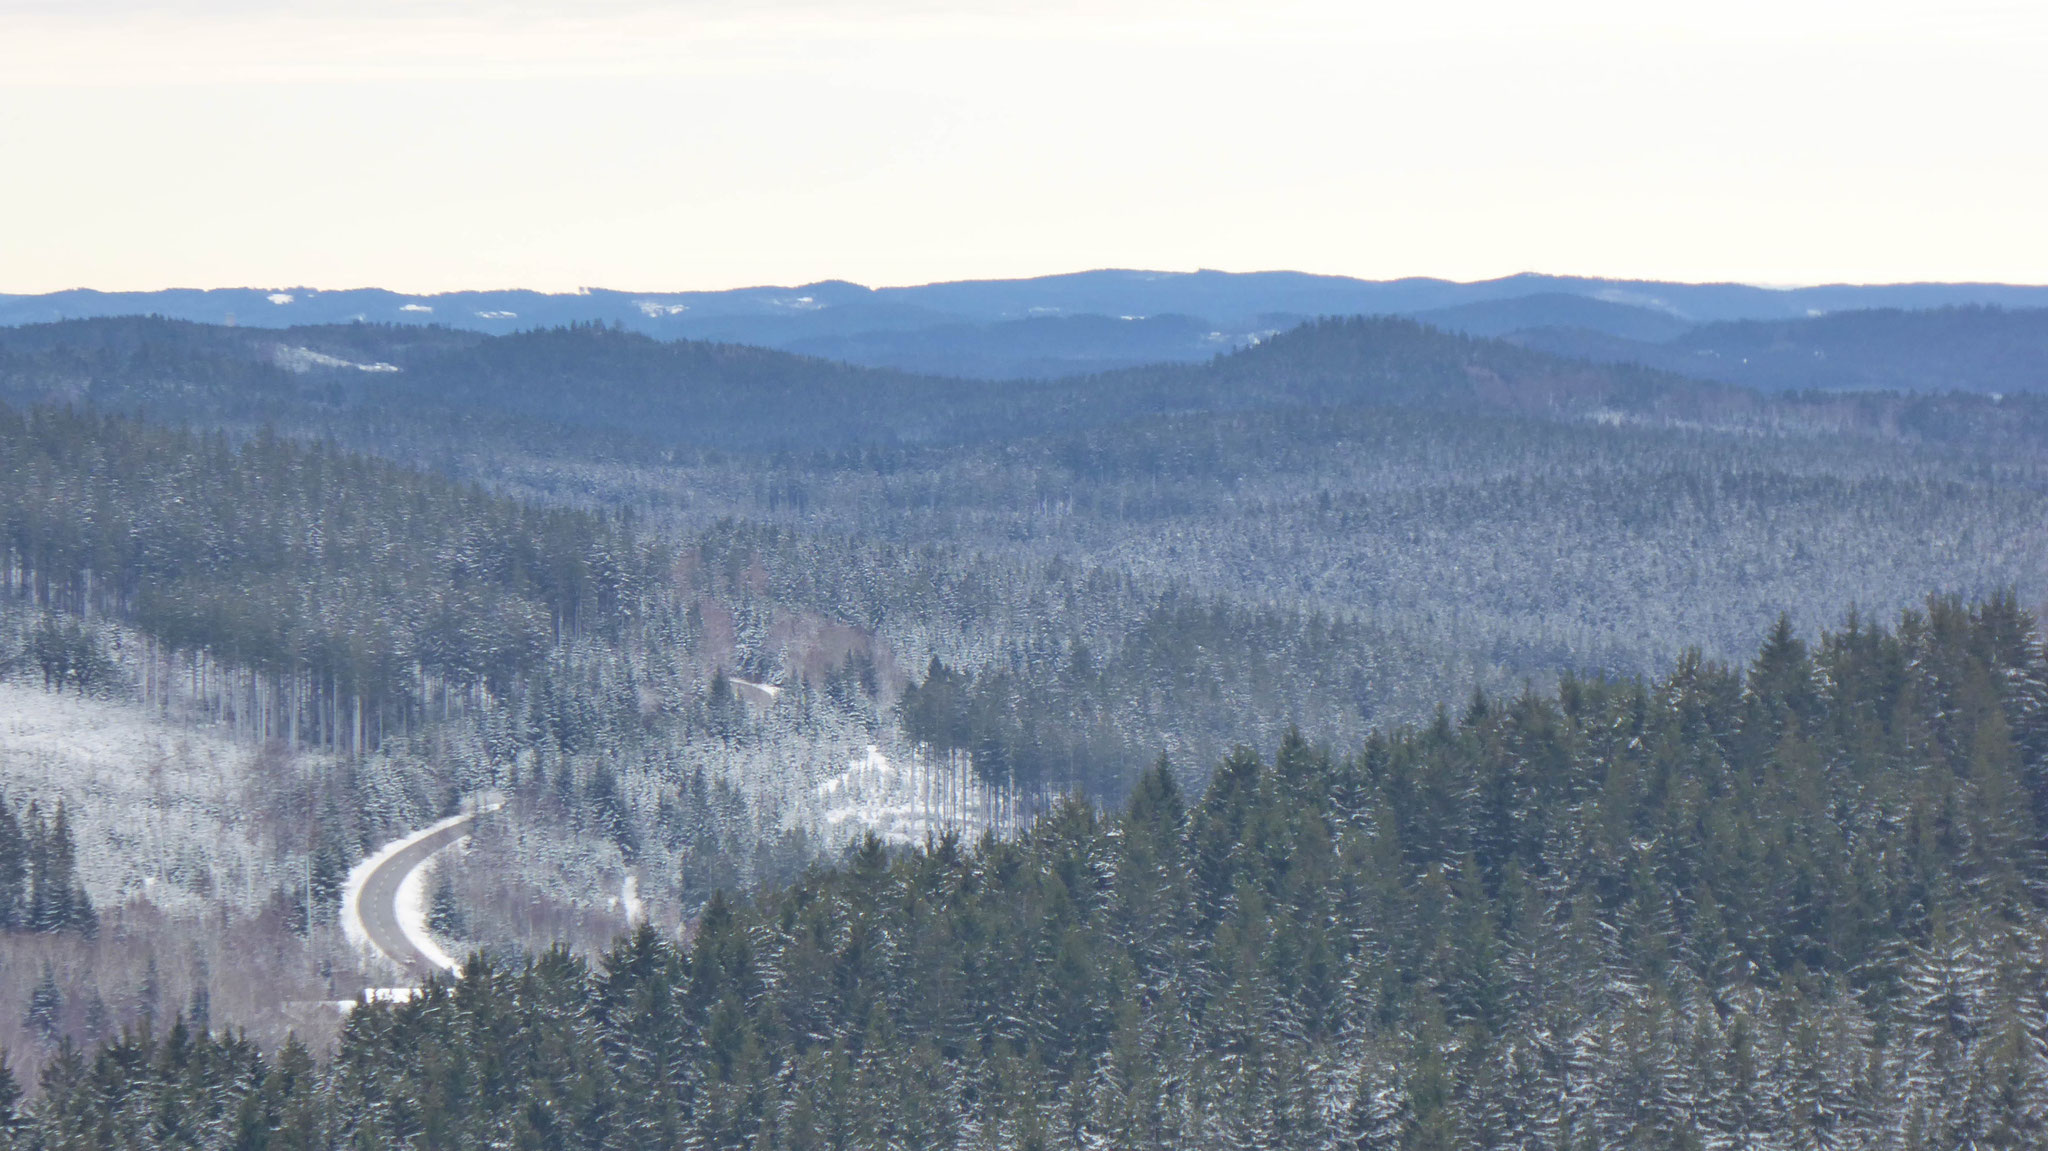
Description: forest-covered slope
xmin=8 ymin=315 xmax=1646 ymax=452
xmin=9 ymin=596 xmax=2047 ymax=1149
xmin=5 ymin=313 xmax=2047 ymax=811
xmin=0 ymin=405 xmax=647 ymax=749
xmin=1514 ymin=305 xmax=2048 ymax=396
xmin=0 ymin=318 xmax=968 ymax=455
xmin=0 ymin=399 xmax=1479 ymax=1068
xmin=7 ymin=314 xmax=2047 ymax=791
xmin=8 ymin=314 xmax=2046 ymax=459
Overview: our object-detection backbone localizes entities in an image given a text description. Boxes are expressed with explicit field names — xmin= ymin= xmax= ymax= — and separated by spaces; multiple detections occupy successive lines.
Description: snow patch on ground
xmin=815 ymin=744 xmax=990 ymax=845
xmin=637 ymin=300 xmax=688 ymax=317
xmin=621 ymin=873 xmax=644 ymax=926
xmin=818 ymin=746 xmax=918 ymax=843
xmin=730 ymin=677 xmax=782 ymax=703
xmin=273 ymin=346 xmax=400 ymax=373
xmin=267 ymin=292 xmax=294 ymax=305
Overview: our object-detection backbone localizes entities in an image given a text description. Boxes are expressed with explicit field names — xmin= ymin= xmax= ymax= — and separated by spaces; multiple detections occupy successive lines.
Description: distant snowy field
xmin=0 ymin=681 xmax=303 ymax=916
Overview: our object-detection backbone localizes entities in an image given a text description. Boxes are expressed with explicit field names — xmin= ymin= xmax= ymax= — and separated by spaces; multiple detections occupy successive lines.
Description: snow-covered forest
xmin=0 ymin=310 xmax=2046 ymax=1144
xmin=12 ymin=597 xmax=2048 ymax=1148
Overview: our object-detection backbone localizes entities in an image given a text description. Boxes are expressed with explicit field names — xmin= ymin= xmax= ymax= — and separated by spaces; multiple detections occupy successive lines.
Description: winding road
xmin=344 ymin=812 xmax=478 ymax=982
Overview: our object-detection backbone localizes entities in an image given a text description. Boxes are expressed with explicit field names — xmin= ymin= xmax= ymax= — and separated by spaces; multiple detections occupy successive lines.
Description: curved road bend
xmin=357 ymin=815 xmax=474 ymax=981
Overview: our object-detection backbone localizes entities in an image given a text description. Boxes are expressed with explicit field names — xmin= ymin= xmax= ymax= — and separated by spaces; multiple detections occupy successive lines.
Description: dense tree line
xmin=21 ymin=616 xmax=114 ymax=694
xmin=5 ymin=595 xmax=2044 ymax=1148
xmin=898 ymin=592 xmax=1384 ymax=808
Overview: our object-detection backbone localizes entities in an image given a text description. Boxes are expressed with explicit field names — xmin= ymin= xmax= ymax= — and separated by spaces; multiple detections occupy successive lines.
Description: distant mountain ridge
xmin=7 ymin=270 xmax=2048 ymax=381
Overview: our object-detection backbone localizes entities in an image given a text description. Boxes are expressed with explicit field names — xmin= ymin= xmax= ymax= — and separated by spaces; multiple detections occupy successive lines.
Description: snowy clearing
xmin=274 ymin=345 xmax=400 ymax=373
xmin=814 ymin=744 xmax=1006 ymax=845
xmin=0 ymin=680 xmax=295 ymax=915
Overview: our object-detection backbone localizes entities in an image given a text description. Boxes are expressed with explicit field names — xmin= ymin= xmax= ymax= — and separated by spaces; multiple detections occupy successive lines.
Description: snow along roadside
xmin=340 ymin=812 xmax=473 ymax=976
xmin=394 ymin=850 xmax=461 ymax=975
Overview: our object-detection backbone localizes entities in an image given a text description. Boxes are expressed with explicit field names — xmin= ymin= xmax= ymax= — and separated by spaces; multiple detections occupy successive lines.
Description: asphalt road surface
xmin=356 ymin=815 xmax=474 ymax=981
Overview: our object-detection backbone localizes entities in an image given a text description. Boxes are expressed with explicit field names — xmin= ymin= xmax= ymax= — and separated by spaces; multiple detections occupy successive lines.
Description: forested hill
xmin=4 ymin=315 xmax=1692 ymax=452
xmin=1080 ymin=317 xmax=2048 ymax=451
xmin=0 ymin=318 xmax=971 ymax=455
xmin=6 ymin=314 xmax=2044 ymax=459
xmin=1075 ymin=316 xmax=1735 ymax=419
xmin=1514 ymin=304 xmax=2048 ymax=396
xmin=0 ymin=402 xmax=647 ymax=750
xmin=12 ymin=596 xmax=2048 ymax=1149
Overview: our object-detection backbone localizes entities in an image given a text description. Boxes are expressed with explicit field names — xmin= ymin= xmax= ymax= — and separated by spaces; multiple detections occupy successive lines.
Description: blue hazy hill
xmin=6 ymin=270 xmax=2048 ymax=382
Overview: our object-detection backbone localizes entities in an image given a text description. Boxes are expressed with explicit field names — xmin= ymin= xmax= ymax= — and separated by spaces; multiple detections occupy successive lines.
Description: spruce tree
xmin=0 ymin=797 xmax=25 ymax=930
xmin=0 ymin=1049 xmax=21 ymax=1140
xmin=22 ymin=964 xmax=60 ymax=1048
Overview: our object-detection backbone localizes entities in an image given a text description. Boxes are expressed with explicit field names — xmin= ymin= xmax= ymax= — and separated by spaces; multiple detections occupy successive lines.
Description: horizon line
xmin=9 ymin=269 xmax=2048 ymax=298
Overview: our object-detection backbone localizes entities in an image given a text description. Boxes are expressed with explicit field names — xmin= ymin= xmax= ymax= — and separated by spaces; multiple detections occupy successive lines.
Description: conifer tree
xmin=0 ymin=797 xmax=25 ymax=930
xmin=0 ymin=1049 xmax=21 ymax=1140
xmin=22 ymin=964 xmax=60 ymax=1049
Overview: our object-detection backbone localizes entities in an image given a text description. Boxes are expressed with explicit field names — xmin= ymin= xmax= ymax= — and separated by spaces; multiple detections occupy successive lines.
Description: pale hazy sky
xmin=1 ymin=0 xmax=2043 ymax=293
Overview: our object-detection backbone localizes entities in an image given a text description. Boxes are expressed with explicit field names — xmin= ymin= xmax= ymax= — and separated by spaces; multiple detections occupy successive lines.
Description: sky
xmin=0 ymin=0 xmax=2043 ymax=293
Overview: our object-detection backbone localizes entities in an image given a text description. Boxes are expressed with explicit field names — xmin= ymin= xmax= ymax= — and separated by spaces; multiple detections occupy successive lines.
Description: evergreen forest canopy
xmin=7 ymin=596 xmax=2048 ymax=1149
